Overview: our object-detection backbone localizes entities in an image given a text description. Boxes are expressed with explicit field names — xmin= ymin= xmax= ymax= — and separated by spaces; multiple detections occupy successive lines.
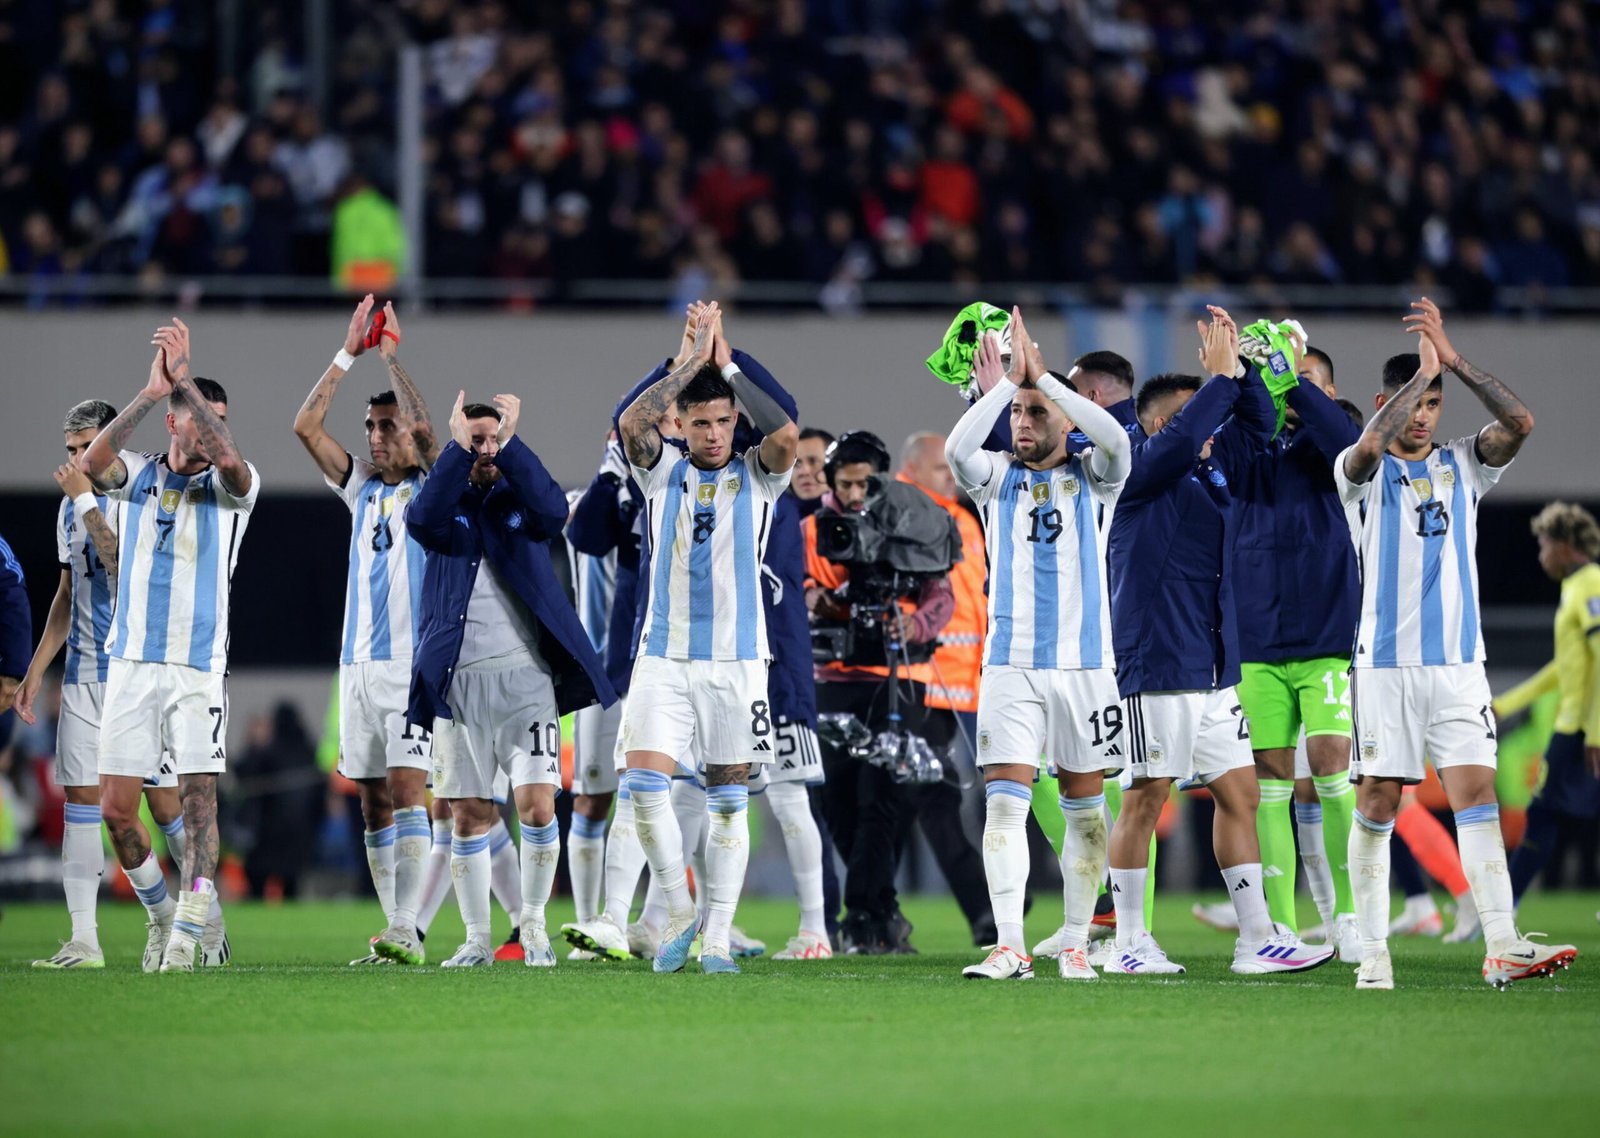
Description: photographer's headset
xmin=822 ymin=430 xmax=892 ymax=489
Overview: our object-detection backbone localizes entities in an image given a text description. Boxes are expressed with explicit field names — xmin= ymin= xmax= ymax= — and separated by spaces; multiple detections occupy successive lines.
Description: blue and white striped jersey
xmin=56 ymin=492 xmax=119 ymax=685
xmin=105 ymin=452 xmax=259 ymax=674
xmin=565 ymin=489 xmax=617 ymax=656
xmin=633 ymin=447 xmax=790 ymax=662
xmin=328 ymin=457 xmax=426 ymax=665
xmin=959 ymin=450 xmax=1122 ymax=672
xmin=1335 ymin=436 xmax=1503 ymax=669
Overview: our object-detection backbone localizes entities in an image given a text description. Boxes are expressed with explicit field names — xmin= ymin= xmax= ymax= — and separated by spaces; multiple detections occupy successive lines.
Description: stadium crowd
xmin=1 ymin=0 xmax=1598 ymax=304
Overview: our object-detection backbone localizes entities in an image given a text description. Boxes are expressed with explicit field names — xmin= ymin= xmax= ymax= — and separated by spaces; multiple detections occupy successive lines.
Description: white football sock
xmin=640 ymin=877 xmax=668 ymax=932
xmin=488 ymin=818 xmax=521 ymax=927
xmin=363 ymin=824 xmax=398 ymax=925
xmin=450 ymin=832 xmax=492 ymax=947
xmin=702 ymin=784 xmax=750 ymax=956
xmin=1454 ymin=804 xmax=1517 ymax=951
xmin=1221 ymin=862 xmax=1275 ymax=943
xmin=124 ymin=851 xmax=173 ymax=919
xmin=767 ymin=781 xmax=826 ymax=934
xmin=602 ymin=792 xmax=648 ymax=928
xmin=627 ymin=770 xmax=694 ymax=921
xmin=519 ymin=820 xmax=560 ymax=930
xmin=1110 ymin=867 xmax=1148 ymax=948
xmin=1294 ymin=800 xmax=1336 ymax=928
xmin=568 ymin=813 xmax=607 ymax=923
xmin=62 ymin=803 xmax=105 ymax=951
xmin=416 ymin=819 xmax=454 ymax=936
xmin=1061 ymin=793 xmax=1108 ymax=948
xmin=1350 ymin=810 xmax=1394 ymax=959
xmin=982 ymin=780 xmax=1031 ymax=951
xmin=160 ymin=815 xmax=186 ymax=874
xmin=392 ymin=806 xmax=430 ymax=931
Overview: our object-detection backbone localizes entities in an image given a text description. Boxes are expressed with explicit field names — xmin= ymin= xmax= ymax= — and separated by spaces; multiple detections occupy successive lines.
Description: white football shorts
xmin=1351 ymin=662 xmax=1497 ymax=784
xmin=976 ymin=665 xmax=1125 ymax=776
xmin=57 ymin=681 xmax=177 ymax=788
xmin=621 ymin=656 xmax=773 ymax=767
xmin=98 ymin=659 xmax=228 ymax=778
xmin=338 ymin=658 xmax=433 ymax=781
xmin=572 ymin=699 xmax=621 ymax=796
xmin=432 ymin=652 xmax=562 ymax=800
xmin=1124 ymin=687 xmax=1254 ymax=786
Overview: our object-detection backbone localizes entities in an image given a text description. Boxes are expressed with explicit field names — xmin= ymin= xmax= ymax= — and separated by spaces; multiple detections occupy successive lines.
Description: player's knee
xmin=100 ymin=794 xmax=141 ymax=834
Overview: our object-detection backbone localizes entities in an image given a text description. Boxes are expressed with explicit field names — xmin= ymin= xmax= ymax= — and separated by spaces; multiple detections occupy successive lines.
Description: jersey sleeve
xmin=214 ymin=461 xmax=262 ymax=513
xmin=630 ymin=451 xmax=677 ymax=500
xmin=104 ymin=451 xmax=155 ymax=501
xmin=746 ymin=444 xmax=792 ymax=499
xmin=325 ymin=454 xmax=373 ymax=511
xmin=1333 ymin=444 xmax=1374 ymax=506
xmin=55 ymin=498 xmax=70 ymax=565
xmin=1081 ymin=446 xmax=1126 ymax=506
xmin=956 ymin=451 xmax=1009 ymax=506
xmin=1453 ymin=436 xmax=1510 ymax=494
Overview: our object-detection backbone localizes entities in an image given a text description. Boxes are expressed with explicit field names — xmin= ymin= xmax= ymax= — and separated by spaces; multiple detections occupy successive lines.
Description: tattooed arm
xmin=294 ymin=298 xmax=371 ymax=484
xmin=374 ymin=303 xmax=439 ymax=469
xmin=1405 ymin=296 xmax=1533 ymax=466
xmin=81 ymin=346 xmax=173 ymax=489
xmin=56 ymin=464 xmax=120 ymax=575
xmin=1341 ymin=331 xmax=1441 ymax=486
xmin=618 ymin=303 xmax=718 ymax=469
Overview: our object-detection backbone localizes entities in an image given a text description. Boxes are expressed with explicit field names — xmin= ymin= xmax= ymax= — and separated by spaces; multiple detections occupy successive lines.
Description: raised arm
xmin=55 ymin=464 xmax=116 ymax=576
xmin=293 ymin=297 xmax=372 ymax=485
xmin=1341 ymin=329 xmax=1441 ymax=486
xmin=1285 ymin=381 xmax=1362 ymax=465
xmin=716 ymin=318 xmax=797 ymax=474
xmin=82 ymin=347 xmax=173 ymax=490
xmin=1011 ymin=308 xmax=1131 ymax=484
xmin=154 ymin=318 xmax=253 ymax=497
xmin=374 ymin=302 xmax=439 ymax=470
xmin=485 ymin=394 xmax=569 ymax=539
xmin=1405 ymin=297 xmax=1533 ymax=467
xmin=619 ymin=303 xmax=718 ymax=469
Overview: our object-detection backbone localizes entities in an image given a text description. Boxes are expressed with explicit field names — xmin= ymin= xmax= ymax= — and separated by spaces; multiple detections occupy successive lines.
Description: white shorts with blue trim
xmin=98 ymin=659 xmax=228 ymax=778
xmin=976 ymin=666 xmax=1124 ymax=776
xmin=1351 ymin=662 xmax=1496 ymax=784
xmin=338 ymin=658 xmax=433 ymax=781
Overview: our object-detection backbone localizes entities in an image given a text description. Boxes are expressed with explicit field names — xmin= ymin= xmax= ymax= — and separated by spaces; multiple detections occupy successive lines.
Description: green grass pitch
xmin=3 ymin=892 xmax=1597 ymax=1137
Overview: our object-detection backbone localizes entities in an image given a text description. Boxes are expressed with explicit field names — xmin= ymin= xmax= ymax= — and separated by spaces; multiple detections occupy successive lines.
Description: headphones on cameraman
xmin=823 ymin=430 xmax=892 ymax=486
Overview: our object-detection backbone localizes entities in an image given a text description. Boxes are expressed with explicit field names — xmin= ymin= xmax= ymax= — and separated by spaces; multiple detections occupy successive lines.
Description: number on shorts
xmin=692 ymin=511 xmax=716 ymax=544
xmin=527 ymin=721 xmax=559 ymax=757
xmin=208 ymin=706 xmax=224 ymax=744
xmin=1230 ymin=704 xmax=1249 ymax=741
xmin=750 ymin=700 xmax=771 ymax=737
xmin=1322 ymin=671 xmax=1339 ymax=705
xmin=1088 ymin=705 xmax=1123 ymax=746
xmin=1479 ymin=705 xmax=1495 ymax=739
xmin=400 ymin=722 xmax=432 ymax=742
xmin=1027 ymin=507 xmax=1064 ymax=545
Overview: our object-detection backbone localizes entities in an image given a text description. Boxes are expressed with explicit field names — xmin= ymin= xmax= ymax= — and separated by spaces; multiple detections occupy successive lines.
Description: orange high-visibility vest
xmin=898 ymin=473 xmax=984 ymax=711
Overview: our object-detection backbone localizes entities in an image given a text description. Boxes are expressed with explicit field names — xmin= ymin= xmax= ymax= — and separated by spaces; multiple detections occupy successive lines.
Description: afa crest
xmin=696 ymin=483 xmax=717 ymax=508
xmin=1030 ymin=482 xmax=1052 ymax=506
xmin=398 ymin=486 xmax=413 ymax=502
xmin=978 ymin=730 xmax=992 ymax=752
xmin=1412 ymin=478 xmax=1433 ymax=501
xmin=185 ymin=484 xmax=205 ymax=504
xmin=1438 ymin=469 xmax=1455 ymax=490
xmin=159 ymin=489 xmax=181 ymax=514
xmin=724 ymin=475 xmax=741 ymax=495
xmin=1062 ymin=476 xmax=1081 ymax=497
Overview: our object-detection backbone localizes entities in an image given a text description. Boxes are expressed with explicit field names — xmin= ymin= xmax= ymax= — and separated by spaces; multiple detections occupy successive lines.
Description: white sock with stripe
xmin=1454 ymin=804 xmax=1517 ymax=953
xmin=568 ymin=814 xmax=607 ymax=924
xmin=703 ymin=784 xmax=750 ymax=956
xmin=416 ymin=819 xmax=454 ymax=937
xmin=519 ymin=820 xmax=560 ymax=930
xmin=63 ymin=803 xmax=105 ymax=951
xmin=1060 ymin=793 xmax=1107 ymax=948
xmin=450 ymin=831 xmax=493 ymax=947
xmin=363 ymin=824 xmax=398 ymax=925
xmin=766 ymin=781 xmax=826 ymax=935
xmin=627 ymin=770 xmax=694 ymax=922
xmin=160 ymin=815 xmax=186 ymax=872
xmin=124 ymin=852 xmax=173 ymax=919
xmin=1294 ymin=800 xmax=1336 ymax=928
xmin=489 ymin=818 xmax=522 ymax=928
xmin=392 ymin=806 xmax=431 ymax=932
xmin=602 ymin=791 xmax=648 ymax=929
xmin=1350 ymin=810 xmax=1394 ymax=959
xmin=982 ymin=780 xmax=1032 ymax=952
xmin=672 ymin=780 xmax=709 ymax=922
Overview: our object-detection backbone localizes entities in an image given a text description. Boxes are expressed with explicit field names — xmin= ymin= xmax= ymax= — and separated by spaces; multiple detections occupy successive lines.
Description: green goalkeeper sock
xmin=1031 ymin=773 xmax=1064 ymax=855
xmin=1257 ymin=779 xmax=1298 ymax=931
xmin=1313 ymin=771 xmax=1357 ymax=917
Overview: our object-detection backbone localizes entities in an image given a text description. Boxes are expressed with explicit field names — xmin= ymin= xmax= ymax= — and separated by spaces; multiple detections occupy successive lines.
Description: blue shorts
xmin=1536 ymin=732 xmax=1600 ymax=818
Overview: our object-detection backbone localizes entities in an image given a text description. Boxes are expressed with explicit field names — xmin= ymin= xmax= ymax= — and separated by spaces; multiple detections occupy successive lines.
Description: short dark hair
xmin=676 ymin=363 xmax=734 ymax=412
xmin=1135 ymin=372 xmax=1202 ymax=424
xmin=368 ymin=390 xmax=398 ymax=409
xmin=172 ymin=377 xmax=228 ymax=411
xmin=799 ymin=426 xmax=834 ymax=446
xmin=1382 ymin=353 xmax=1441 ymax=393
xmin=1335 ymin=397 xmax=1365 ymax=428
xmin=1305 ymin=345 xmax=1333 ymax=382
xmin=1045 ymin=369 xmax=1079 ymax=394
xmin=461 ymin=402 xmax=502 ymax=422
xmin=1071 ymin=350 xmax=1135 ymax=392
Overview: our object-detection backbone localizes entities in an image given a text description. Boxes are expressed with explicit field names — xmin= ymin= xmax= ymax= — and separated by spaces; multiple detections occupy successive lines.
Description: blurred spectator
xmin=330 ymin=173 xmax=406 ymax=290
xmin=236 ymin=703 xmax=324 ymax=901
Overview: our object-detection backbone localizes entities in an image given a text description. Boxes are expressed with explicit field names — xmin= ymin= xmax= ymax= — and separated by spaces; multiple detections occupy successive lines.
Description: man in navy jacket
xmin=0 ymin=531 xmax=29 ymax=718
xmin=405 ymin=392 xmax=615 ymax=970
xmin=1103 ymin=306 xmax=1333 ymax=979
xmin=1229 ymin=346 xmax=1364 ymax=953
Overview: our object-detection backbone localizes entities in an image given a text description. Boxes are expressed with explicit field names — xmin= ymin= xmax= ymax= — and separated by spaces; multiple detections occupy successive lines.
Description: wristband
xmin=333 ymin=348 xmax=357 ymax=372
xmin=720 ymin=362 xmax=741 ymax=380
xmin=73 ymin=491 xmax=99 ymax=519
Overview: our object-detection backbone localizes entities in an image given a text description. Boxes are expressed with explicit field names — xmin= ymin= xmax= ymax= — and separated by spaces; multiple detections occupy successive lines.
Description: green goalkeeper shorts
xmin=1236 ymin=657 xmax=1352 ymax=751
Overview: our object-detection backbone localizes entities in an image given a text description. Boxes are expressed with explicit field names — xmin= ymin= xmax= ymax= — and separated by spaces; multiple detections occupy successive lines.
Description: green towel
xmin=926 ymin=302 xmax=1011 ymax=399
xmin=1238 ymin=318 xmax=1305 ymax=437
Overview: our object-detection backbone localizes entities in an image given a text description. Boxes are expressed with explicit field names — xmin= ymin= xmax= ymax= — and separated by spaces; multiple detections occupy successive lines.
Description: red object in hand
xmin=363 ymin=308 xmax=399 ymax=350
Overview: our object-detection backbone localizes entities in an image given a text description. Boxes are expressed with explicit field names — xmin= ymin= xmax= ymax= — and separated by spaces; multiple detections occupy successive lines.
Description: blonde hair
xmin=1531 ymin=501 xmax=1600 ymax=560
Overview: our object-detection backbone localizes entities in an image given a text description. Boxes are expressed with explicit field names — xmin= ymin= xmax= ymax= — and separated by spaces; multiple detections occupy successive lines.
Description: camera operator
xmin=803 ymin=431 xmax=957 ymax=954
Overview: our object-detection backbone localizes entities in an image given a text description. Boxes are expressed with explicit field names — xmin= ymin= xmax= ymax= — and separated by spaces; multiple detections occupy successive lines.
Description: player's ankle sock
xmin=1221 ymin=863 xmax=1275 ymax=942
xmin=450 ymin=832 xmax=493 ymax=946
xmin=1109 ymin=867 xmax=1148 ymax=947
xmin=171 ymin=878 xmax=214 ymax=946
xmin=1294 ymin=800 xmax=1337 ymax=928
xmin=1350 ymin=811 xmax=1394 ymax=957
xmin=980 ymin=780 xmax=1031 ymax=951
xmin=568 ymin=814 xmax=607 ymax=924
xmin=416 ymin=820 xmax=454 ymax=936
xmin=363 ymin=824 xmax=398 ymax=925
xmin=1256 ymin=780 xmax=1297 ymax=931
xmin=767 ymin=781 xmax=825 ymax=935
xmin=702 ymin=785 xmax=750 ymax=955
xmin=626 ymin=770 xmax=694 ymax=921
xmin=63 ymin=803 xmax=105 ymax=950
xmin=489 ymin=819 xmax=522 ymax=927
xmin=641 ymin=877 xmax=668 ymax=932
xmin=1453 ymin=804 xmax=1516 ymax=951
xmin=391 ymin=806 xmax=431 ymax=931
xmin=1396 ymin=799 xmax=1470 ymax=896
xmin=602 ymin=792 xmax=647 ymax=928
xmin=519 ymin=820 xmax=560 ymax=929
xmin=1312 ymin=772 xmax=1356 ymax=917
xmin=1060 ymin=794 xmax=1107 ymax=946
xmin=159 ymin=815 xmax=187 ymax=873
xmin=125 ymin=852 xmax=173 ymax=919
